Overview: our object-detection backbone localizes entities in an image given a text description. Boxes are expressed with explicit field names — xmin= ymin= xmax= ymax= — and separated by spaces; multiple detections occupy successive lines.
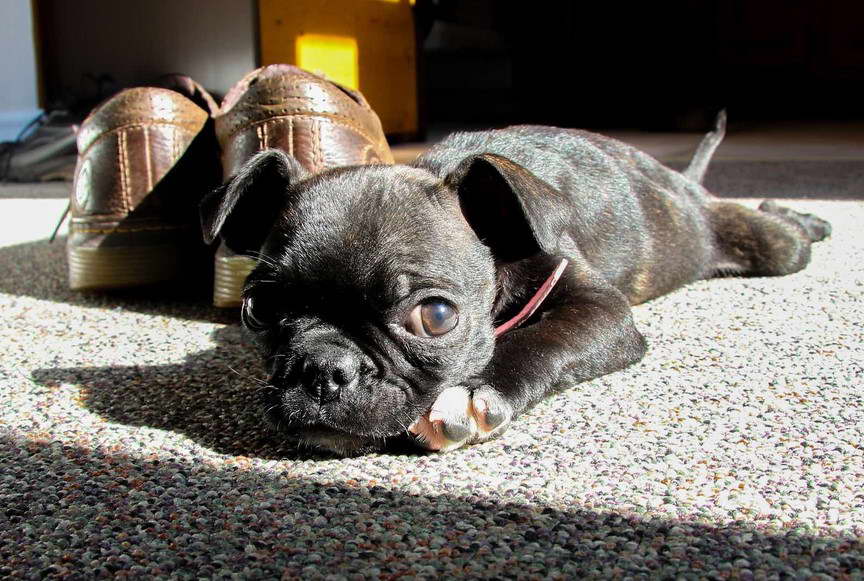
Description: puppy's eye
xmin=405 ymin=299 xmax=458 ymax=337
xmin=242 ymin=294 xmax=278 ymax=331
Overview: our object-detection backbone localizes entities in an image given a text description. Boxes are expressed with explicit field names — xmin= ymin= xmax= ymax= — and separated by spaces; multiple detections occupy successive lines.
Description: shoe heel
xmin=213 ymin=253 xmax=257 ymax=307
xmin=68 ymin=245 xmax=180 ymax=290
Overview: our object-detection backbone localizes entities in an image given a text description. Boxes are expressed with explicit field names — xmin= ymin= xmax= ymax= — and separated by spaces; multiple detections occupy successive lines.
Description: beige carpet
xmin=1 ymin=143 xmax=862 ymax=577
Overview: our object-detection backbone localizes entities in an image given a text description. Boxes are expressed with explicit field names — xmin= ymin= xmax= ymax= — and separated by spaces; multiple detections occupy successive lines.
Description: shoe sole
xmin=67 ymin=244 xmax=182 ymax=290
xmin=213 ymin=253 xmax=257 ymax=308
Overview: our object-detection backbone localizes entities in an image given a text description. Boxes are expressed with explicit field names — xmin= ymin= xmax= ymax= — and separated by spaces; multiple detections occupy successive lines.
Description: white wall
xmin=0 ymin=0 xmax=41 ymax=141
xmin=41 ymin=0 xmax=257 ymax=100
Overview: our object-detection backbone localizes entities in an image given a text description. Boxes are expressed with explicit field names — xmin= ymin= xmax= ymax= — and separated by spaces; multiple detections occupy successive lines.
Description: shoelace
xmin=47 ymin=123 xmax=79 ymax=243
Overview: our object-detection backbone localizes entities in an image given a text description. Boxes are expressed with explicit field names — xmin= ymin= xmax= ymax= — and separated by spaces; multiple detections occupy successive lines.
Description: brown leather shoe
xmin=211 ymin=64 xmax=394 ymax=307
xmin=67 ymin=76 xmax=222 ymax=291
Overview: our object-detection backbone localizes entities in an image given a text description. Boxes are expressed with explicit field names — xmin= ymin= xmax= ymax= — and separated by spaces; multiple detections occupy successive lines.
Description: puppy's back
xmin=415 ymin=125 xmax=709 ymax=206
xmin=413 ymin=125 xmax=717 ymax=302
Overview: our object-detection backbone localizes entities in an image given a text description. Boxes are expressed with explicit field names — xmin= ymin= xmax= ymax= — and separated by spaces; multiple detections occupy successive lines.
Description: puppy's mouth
xmin=261 ymin=382 xmax=429 ymax=454
xmin=263 ymin=405 xmax=403 ymax=456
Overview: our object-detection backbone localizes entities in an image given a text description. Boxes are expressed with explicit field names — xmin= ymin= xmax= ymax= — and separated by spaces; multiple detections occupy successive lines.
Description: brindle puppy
xmin=201 ymin=113 xmax=831 ymax=455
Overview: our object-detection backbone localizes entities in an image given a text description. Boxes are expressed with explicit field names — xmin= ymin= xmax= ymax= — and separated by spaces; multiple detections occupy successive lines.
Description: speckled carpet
xmin=1 ymin=162 xmax=863 ymax=578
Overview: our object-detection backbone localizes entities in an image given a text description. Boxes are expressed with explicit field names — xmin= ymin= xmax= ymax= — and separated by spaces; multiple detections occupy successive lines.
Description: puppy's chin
xmin=265 ymin=411 xmax=388 ymax=456
xmin=262 ymin=396 xmax=407 ymax=456
xmin=297 ymin=428 xmax=387 ymax=457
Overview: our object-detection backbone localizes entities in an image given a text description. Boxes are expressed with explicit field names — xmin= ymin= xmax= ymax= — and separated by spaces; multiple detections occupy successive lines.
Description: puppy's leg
xmin=708 ymin=200 xmax=831 ymax=277
xmin=408 ymin=382 xmax=517 ymax=452
xmin=758 ymin=200 xmax=832 ymax=242
xmin=411 ymin=265 xmax=648 ymax=451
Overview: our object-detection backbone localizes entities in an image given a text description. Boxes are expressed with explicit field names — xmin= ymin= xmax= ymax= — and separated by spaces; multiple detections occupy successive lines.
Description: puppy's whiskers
xmin=254 ymin=384 xmax=277 ymax=396
xmin=227 ymin=365 xmax=270 ymax=387
xmin=396 ymin=411 xmax=415 ymax=434
xmin=245 ymin=250 xmax=280 ymax=270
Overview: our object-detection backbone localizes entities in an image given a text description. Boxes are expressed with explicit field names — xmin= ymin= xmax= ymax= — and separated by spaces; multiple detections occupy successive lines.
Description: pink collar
xmin=494 ymin=258 xmax=569 ymax=337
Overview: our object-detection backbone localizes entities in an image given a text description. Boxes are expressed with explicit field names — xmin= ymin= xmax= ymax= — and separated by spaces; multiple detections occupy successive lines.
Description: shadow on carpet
xmin=31 ymin=325 xmax=364 ymax=461
xmin=1 ymin=435 xmax=861 ymax=578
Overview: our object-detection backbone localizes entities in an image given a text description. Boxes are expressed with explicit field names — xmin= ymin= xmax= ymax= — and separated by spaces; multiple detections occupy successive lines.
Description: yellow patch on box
xmin=296 ymin=34 xmax=359 ymax=90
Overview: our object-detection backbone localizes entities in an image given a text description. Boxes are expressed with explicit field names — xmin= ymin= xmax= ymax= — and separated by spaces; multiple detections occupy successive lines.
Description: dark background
xmin=33 ymin=0 xmax=864 ymax=134
xmin=416 ymin=0 xmax=864 ymax=130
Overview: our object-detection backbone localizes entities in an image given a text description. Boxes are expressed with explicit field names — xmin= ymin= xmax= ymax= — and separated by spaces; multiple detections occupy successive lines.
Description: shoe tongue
xmin=152 ymin=74 xmax=219 ymax=116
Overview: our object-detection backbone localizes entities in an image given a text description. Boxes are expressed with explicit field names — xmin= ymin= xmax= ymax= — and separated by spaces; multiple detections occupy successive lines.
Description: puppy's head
xmin=201 ymin=149 xmax=561 ymax=455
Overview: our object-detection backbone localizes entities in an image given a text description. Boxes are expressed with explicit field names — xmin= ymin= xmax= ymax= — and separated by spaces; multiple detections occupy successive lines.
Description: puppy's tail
xmin=683 ymin=109 xmax=726 ymax=184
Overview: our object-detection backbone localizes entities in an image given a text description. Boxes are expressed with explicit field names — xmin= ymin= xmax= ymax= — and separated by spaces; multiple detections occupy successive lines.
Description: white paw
xmin=409 ymin=385 xmax=513 ymax=452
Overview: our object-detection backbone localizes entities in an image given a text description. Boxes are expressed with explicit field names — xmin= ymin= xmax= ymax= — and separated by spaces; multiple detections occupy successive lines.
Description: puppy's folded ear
xmin=446 ymin=153 xmax=570 ymax=262
xmin=200 ymin=149 xmax=307 ymax=253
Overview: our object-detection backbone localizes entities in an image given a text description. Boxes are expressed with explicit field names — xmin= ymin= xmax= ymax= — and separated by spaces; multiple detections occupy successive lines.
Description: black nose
xmin=298 ymin=347 xmax=359 ymax=404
